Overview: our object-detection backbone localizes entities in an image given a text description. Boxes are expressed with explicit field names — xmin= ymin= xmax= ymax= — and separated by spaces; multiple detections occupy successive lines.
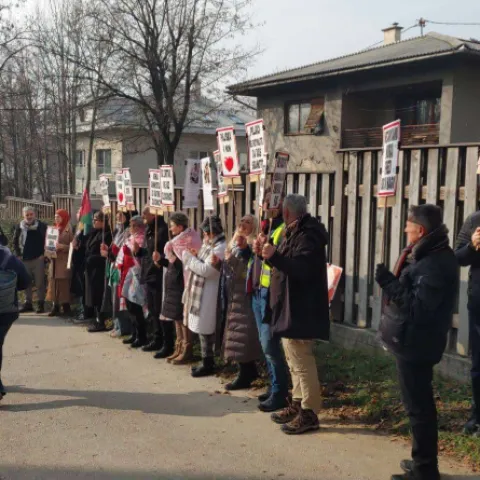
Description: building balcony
xmin=342 ymin=124 xmax=440 ymax=149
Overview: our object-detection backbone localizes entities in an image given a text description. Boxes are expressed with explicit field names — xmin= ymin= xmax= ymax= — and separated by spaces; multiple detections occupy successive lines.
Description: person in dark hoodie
xmin=0 ymin=243 xmax=31 ymax=400
xmin=375 ymin=205 xmax=458 ymax=480
xmin=261 ymin=194 xmax=330 ymax=435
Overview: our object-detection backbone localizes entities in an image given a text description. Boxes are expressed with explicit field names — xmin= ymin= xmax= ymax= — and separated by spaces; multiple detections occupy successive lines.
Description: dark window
xmin=286 ymin=98 xmax=325 ymax=134
xmin=396 ymin=97 xmax=440 ymax=126
xmin=96 ymin=149 xmax=112 ymax=174
xmin=75 ymin=150 xmax=85 ymax=167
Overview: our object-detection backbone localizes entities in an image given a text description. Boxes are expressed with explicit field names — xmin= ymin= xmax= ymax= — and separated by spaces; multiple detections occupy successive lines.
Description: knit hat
xmin=407 ymin=204 xmax=443 ymax=234
xmin=200 ymin=215 xmax=223 ymax=235
xmin=170 ymin=212 xmax=189 ymax=228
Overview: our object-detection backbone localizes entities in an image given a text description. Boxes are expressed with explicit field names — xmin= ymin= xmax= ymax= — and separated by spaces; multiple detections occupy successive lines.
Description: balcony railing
xmin=342 ymin=124 xmax=440 ymax=149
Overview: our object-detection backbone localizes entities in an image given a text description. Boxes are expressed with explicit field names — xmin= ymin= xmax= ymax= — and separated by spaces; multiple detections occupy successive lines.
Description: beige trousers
xmin=282 ymin=338 xmax=322 ymax=413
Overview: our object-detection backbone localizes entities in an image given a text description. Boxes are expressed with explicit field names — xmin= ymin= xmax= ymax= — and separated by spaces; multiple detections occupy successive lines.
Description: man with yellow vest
xmin=250 ymin=189 xmax=289 ymax=413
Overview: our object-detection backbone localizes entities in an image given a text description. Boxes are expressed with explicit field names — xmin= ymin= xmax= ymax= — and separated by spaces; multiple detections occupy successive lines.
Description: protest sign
xmin=327 ymin=264 xmax=343 ymax=306
xmin=257 ymin=154 xmax=268 ymax=209
xmin=115 ymin=170 xmax=126 ymax=209
xmin=160 ymin=165 xmax=175 ymax=210
xmin=217 ymin=126 xmax=240 ymax=179
xmin=378 ymin=120 xmax=401 ymax=197
xmin=269 ymin=151 xmax=289 ymax=210
xmin=245 ymin=119 xmax=265 ymax=178
xmin=183 ymin=159 xmax=201 ymax=209
xmin=122 ymin=168 xmax=135 ymax=210
xmin=214 ymin=150 xmax=229 ymax=204
xmin=45 ymin=226 xmax=59 ymax=258
xmin=149 ymin=169 xmax=162 ymax=213
xmin=202 ymin=157 xmax=214 ymax=212
xmin=99 ymin=174 xmax=110 ymax=212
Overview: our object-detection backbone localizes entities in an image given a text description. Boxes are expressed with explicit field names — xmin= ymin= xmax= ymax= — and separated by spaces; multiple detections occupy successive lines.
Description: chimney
xmin=382 ymin=23 xmax=402 ymax=45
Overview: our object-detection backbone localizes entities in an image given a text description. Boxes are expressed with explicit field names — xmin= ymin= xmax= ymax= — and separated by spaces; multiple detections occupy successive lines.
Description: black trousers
xmin=147 ymin=285 xmax=163 ymax=343
xmin=469 ymin=310 xmax=480 ymax=421
xmin=397 ymin=358 xmax=439 ymax=479
xmin=127 ymin=301 xmax=147 ymax=342
xmin=0 ymin=318 xmax=15 ymax=377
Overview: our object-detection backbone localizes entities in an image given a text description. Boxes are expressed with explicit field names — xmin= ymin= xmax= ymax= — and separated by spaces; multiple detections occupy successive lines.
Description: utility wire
xmin=424 ymin=19 xmax=480 ymax=27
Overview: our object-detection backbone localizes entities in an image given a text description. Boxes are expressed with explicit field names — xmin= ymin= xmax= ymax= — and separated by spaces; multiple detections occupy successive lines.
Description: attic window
xmin=286 ymin=98 xmax=325 ymax=135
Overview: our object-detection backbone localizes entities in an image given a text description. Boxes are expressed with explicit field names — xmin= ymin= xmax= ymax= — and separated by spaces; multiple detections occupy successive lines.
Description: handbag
xmin=122 ymin=265 xmax=146 ymax=306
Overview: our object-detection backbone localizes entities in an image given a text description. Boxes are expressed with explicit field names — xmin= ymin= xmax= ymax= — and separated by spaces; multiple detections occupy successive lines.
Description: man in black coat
xmin=262 ymin=194 xmax=329 ymax=435
xmin=375 ymin=205 xmax=458 ymax=480
xmin=455 ymin=209 xmax=480 ymax=437
xmin=134 ymin=206 xmax=169 ymax=355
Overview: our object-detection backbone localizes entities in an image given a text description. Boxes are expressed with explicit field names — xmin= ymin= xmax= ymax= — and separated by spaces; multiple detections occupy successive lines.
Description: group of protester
xmin=0 ymin=191 xmax=479 ymax=480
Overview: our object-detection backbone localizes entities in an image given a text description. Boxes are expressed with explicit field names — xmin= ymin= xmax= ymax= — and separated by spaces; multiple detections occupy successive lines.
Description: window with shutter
xmin=285 ymin=97 xmax=325 ymax=135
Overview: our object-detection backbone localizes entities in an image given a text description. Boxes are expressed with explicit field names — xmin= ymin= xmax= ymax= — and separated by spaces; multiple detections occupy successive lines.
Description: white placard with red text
xmin=269 ymin=151 xmax=289 ymax=210
xmin=217 ymin=126 xmax=240 ymax=178
xmin=201 ymin=157 xmax=214 ymax=212
xmin=99 ymin=174 xmax=110 ymax=209
xmin=149 ymin=169 xmax=162 ymax=209
xmin=160 ymin=165 xmax=175 ymax=207
xmin=378 ymin=120 xmax=401 ymax=197
xmin=115 ymin=170 xmax=126 ymax=207
xmin=246 ymin=119 xmax=265 ymax=176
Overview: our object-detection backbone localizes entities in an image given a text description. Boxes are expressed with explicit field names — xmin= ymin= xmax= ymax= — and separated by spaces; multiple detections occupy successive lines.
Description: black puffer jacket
xmin=161 ymin=257 xmax=184 ymax=321
xmin=377 ymin=225 xmax=458 ymax=364
xmin=267 ymin=214 xmax=330 ymax=340
xmin=455 ymin=211 xmax=480 ymax=312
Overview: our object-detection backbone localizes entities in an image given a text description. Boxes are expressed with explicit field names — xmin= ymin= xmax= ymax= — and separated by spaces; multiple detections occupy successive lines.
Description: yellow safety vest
xmin=259 ymin=223 xmax=285 ymax=288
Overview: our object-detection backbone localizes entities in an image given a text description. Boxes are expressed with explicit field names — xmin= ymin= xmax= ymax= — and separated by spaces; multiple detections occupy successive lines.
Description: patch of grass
xmin=314 ymin=342 xmax=480 ymax=470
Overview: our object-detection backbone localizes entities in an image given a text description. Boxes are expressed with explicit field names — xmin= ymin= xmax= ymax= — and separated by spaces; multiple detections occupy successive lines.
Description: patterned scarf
xmin=19 ymin=219 xmax=39 ymax=252
xmin=184 ymin=233 xmax=225 ymax=317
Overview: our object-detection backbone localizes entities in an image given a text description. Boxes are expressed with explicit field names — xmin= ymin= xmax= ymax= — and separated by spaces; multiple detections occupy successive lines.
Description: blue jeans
xmin=252 ymin=288 xmax=288 ymax=397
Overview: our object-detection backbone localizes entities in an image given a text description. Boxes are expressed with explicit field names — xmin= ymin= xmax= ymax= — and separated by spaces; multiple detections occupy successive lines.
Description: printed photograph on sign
xmin=115 ymin=170 xmax=126 ymax=207
xmin=269 ymin=151 xmax=289 ymax=210
xmin=122 ymin=168 xmax=135 ymax=209
xmin=214 ymin=150 xmax=228 ymax=198
xmin=378 ymin=120 xmax=401 ymax=197
xmin=45 ymin=226 xmax=59 ymax=258
xmin=201 ymin=157 xmax=214 ymax=212
xmin=149 ymin=169 xmax=162 ymax=208
xmin=99 ymin=174 xmax=110 ymax=208
xmin=246 ymin=119 xmax=265 ymax=176
xmin=258 ymin=154 xmax=268 ymax=208
xmin=161 ymin=165 xmax=175 ymax=207
xmin=183 ymin=160 xmax=201 ymax=209
xmin=217 ymin=126 xmax=240 ymax=178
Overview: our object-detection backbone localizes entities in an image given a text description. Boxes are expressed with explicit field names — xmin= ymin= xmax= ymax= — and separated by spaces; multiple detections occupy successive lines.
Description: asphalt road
xmin=0 ymin=315 xmax=477 ymax=480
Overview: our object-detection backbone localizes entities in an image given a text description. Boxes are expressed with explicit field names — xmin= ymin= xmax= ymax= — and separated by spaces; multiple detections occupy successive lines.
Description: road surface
xmin=0 ymin=316 xmax=477 ymax=480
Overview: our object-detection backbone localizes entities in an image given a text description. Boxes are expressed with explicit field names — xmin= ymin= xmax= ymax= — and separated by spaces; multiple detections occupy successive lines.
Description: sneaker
xmin=19 ymin=302 xmax=34 ymax=313
xmin=271 ymin=400 xmax=301 ymax=425
xmin=281 ymin=408 xmax=320 ymax=435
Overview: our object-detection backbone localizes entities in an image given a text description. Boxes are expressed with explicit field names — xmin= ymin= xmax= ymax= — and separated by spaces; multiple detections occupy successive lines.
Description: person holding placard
xmin=14 ymin=206 xmax=47 ymax=314
xmin=183 ymin=215 xmax=226 ymax=378
xmin=46 ymin=210 xmax=73 ymax=317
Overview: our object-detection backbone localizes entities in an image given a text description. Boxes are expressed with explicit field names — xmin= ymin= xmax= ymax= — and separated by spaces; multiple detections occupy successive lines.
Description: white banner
xmin=149 ymin=169 xmax=162 ymax=209
xmin=122 ymin=168 xmax=135 ymax=210
xmin=201 ymin=157 xmax=214 ymax=212
xmin=217 ymin=126 xmax=240 ymax=178
xmin=183 ymin=159 xmax=201 ymax=209
xmin=246 ymin=119 xmax=265 ymax=176
xmin=214 ymin=150 xmax=228 ymax=199
xmin=115 ymin=170 xmax=126 ymax=207
xmin=379 ymin=120 xmax=401 ymax=197
xmin=161 ymin=165 xmax=175 ymax=207
xmin=99 ymin=174 xmax=110 ymax=209
xmin=269 ymin=151 xmax=289 ymax=210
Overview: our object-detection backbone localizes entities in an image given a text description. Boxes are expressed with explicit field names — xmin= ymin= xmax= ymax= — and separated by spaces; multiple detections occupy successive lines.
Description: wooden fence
xmin=338 ymin=144 xmax=480 ymax=358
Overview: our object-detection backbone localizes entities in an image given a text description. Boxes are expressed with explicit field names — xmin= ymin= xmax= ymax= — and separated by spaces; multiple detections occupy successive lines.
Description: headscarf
xmin=228 ymin=214 xmax=258 ymax=252
xmin=55 ymin=209 xmax=70 ymax=233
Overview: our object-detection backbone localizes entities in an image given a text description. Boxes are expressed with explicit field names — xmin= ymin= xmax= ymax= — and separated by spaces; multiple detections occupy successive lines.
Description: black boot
xmin=20 ymin=302 xmax=34 ymax=313
xmin=464 ymin=401 xmax=480 ymax=435
xmin=225 ymin=362 xmax=258 ymax=391
xmin=191 ymin=357 xmax=215 ymax=378
xmin=48 ymin=304 xmax=60 ymax=317
xmin=62 ymin=304 xmax=72 ymax=317
xmin=88 ymin=309 xmax=107 ymax=333
xmin=36 ymin=302 xmax=45 ymax=314
xmin=142 ymin=340 xmax=163 ymax=352
xmin=0 ymin=377 xmax=5 ymax=397
xmin=123 ymin=334 xmax=136 ymax=345
xmin=131 ymin=337 xmax=147 ymax=349
xmin=154 ymin=321 xmax=175 ymax=359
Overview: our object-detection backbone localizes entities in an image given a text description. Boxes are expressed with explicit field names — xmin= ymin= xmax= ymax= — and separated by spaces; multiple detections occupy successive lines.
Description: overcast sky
xmin=246 ymin=0 xmax=480 ymax=79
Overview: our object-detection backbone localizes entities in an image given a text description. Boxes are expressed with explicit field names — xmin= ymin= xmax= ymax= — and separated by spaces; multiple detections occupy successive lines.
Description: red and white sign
xmin=149 ymin=169 xmax=162 ymax=209
xmin=122 ymin=168 xmax=135 ymax=210
xmin=160 ymin=165 xmax=175 ymax=207
xmin=201 ymin=157 xmax=214 ymax=212
xmin=378 ymin=120 xmax=401 ymax=197
xmin=217 ymin=126 xmax=240 ymax=178
xmin=98 ymin=174 xmax=110 ymax=210
xmin=214 ymin=150 xmax=228 ymax=199
xmin=245 ymin=119 xmax=265 ymax=176
xmin=327 ymin=264 xmax=343 ymax=306
xmin=115 ymin=170 xmax=126 ymax=207
xmin=269 ymin=151 xmax=289 ymax=210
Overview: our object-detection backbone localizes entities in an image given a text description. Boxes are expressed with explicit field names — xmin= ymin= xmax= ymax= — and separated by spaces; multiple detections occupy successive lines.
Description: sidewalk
xmin=0 ymin=315 xmax=477 ymax=480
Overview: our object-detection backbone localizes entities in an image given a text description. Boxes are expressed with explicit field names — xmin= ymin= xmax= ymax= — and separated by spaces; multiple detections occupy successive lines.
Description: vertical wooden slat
xmin=308 ymin=174 xmax=318 ymax=217
xmin=298 ymin=174 xmax=306 ymax=196
xmin=286 ymin=174 xmax=294 ymax=195
xmin=245 ymin=176 xmax=252 ymax=215
xmin=426 ymin=149 xmax=439 ymax=204
xmin=227 ymin=192 xmax=234 ymax=239
xmin=320 ymin=174 xmax=330 ymax=226
xmin=409 ymin=149 xmax=421 ymax=206
xmin=344 ymin=152 xmax=358 ymax=325
xmin=389 ymin=151 xmax=405 ymax=270
xmin=357 ymin=152 xmax=372 ymax=328
xmin=444 ymin=147 xmax=459 ymax=247
xmin=458 ymin=147 xmax=477 ymax=356
xmin=331 ymin=153 xmax=346 ymax=268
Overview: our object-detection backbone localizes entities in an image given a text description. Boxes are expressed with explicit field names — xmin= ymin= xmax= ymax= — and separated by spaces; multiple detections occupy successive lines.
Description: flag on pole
xmin=79 ymin=189 xmax=93 ymax=234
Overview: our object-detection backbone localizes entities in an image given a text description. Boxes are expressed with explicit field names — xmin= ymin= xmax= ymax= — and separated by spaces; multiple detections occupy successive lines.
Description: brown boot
xmin=271 ymin=399 xmax=301 ymax=424
xmin=281 ymin=408 xmax=320 ymax=435
xmin=167 ymin=322 xmax=183 ymax=363
xmin=172 ymin=326 xmax=193 ymax=364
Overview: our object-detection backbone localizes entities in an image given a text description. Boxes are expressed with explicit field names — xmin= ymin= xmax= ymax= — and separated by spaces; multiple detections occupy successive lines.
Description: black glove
xmin=375 ymin=263 xmax=396 ymax=287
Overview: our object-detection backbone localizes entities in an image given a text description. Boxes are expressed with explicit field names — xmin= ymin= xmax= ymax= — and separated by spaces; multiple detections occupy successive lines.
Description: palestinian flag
xmin=79 ymin=189 xmax=93 ymax=234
